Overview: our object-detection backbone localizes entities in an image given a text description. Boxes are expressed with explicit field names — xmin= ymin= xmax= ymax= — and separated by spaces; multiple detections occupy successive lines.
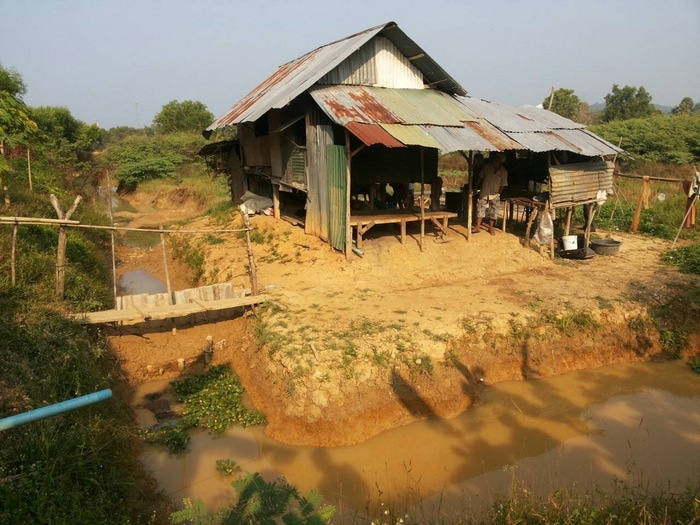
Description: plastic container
xmin=561 ymin=235 xmax=578 ymax=251
xmin=590 ymin=238 xmax=622 ymax=255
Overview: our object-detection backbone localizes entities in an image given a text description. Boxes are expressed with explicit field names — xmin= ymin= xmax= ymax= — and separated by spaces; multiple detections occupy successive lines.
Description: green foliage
xmin=672 ymin=97 xmax=698 ymax=116
xmin=153 ymin=99 xmax=214 ymax=133
xmin=603 ymin=84 xmax=657 ymax=122
xmin=102 ymin=134 xmax=182 ymax=192
xmin=591 ymin=114 xmax=700 ymax=165
xmin=0 ymin=63 xmax=27 ymax=97
xmin=101 ymin=131 xmax=209 ymax=191
xmin=169 ymin=235 xmax=206 ymax=284
xmin=662 ymin=243 xmax=700 ymax=274
xmin=225 ymin=472 xmax=335 ymax=525
xmin=170 ymin=472 xmax=335 ymax=525
xmin=141 ymin=366 xmax=266 ymax=454
xmin=543 ymin=88 xmax=581 ymax=120
xmin=216 ymin=459 xmax=240 ymax=477
xmin=688 ymin=358 xmax=700 ymax=373
xmin=0 ymin=290 xmax=163 ymax=523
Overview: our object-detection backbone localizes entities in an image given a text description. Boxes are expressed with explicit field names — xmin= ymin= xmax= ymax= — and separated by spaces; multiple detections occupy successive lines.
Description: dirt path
xmin=108 ymin=191 xmax=699 ymax=446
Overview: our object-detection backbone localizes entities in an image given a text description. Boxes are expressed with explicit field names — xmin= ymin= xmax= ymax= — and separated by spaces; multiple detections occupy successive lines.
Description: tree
xmin=672 ymin=97 xmax=696 ymax=116
xmin=602 ymin=84 xmax=656 ymax=122
xmin=0 ymin=63 xmax=27 ymax=99
xmin=153 ymin=100 xmax=214 ymax=133
xmin=542 ymin=88 xmax=581 ymax=121
xmin=0 ymin=64 xmax=37 ymax=175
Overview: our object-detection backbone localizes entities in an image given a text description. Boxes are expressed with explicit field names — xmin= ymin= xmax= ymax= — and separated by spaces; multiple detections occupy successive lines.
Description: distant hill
xmin=590 ymin=102 xmax=673 ymax=114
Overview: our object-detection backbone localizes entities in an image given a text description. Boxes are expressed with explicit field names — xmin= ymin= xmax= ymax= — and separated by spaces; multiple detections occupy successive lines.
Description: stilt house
xmin=202 ymin=21 xmax=622 ymax=254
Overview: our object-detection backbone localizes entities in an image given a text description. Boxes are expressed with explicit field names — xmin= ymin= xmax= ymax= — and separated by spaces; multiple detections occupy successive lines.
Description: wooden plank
xmin=70 ymin=294 xmax=268 ymax=325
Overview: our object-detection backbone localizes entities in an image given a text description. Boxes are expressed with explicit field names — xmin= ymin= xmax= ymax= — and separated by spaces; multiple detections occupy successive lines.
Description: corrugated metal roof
xmin=345 ymin=122 xmax=404 ymax=148
xmin=309 ymin=85 xmax=471 ymax=126
xmin=207 ymin=21 xmax=466 ymax=131
xmin=208 ymin=21 xmax=622 ymax=157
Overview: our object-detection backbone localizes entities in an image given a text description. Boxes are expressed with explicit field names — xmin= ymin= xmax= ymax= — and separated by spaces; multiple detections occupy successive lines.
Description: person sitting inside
xmin=473 ymin=153 xmax=508 ymax=235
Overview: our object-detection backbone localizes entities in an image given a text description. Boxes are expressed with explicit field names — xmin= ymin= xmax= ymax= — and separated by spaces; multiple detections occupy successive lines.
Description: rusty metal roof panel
xmin=380 ymin=123 xmax=442 ymax=149
xmin=346 ymin=122 xmax=405 ymax=148
xmin=309 ymin=85 xmax=471 ymax=126
xmin=207 ymin=21 xmax=466 ymax=131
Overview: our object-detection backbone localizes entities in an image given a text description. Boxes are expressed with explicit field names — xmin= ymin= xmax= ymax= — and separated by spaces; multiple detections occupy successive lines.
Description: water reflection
xmin=136 ymin=360 xmax=700 ymax=518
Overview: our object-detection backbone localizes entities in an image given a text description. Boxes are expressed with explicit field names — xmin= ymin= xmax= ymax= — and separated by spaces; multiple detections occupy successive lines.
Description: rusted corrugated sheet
xmin=379 ymin=123 xmax=442 ymax=149
xmin=310 ymin=85 xmax=468 ymax=126
xmin=346 ymin=122 xmax=404 ymax=147
xmin=207 ymin=21 xmax=466 ymax=131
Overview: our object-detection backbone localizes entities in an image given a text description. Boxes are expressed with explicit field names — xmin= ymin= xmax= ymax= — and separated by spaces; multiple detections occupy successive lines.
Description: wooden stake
xmin=547 ymin=86 xmax=555 ymax=110
xmin=50 ymin=194 xmax=82 ymax=298
xmin=106 ymin=170 xmax=118 ymax=307
xmin=159 ymin=224 xmax=173 ymax=305
xmin=26 ymin=148 xmax=32 ymax=192
xmin=11 ymin=222 xmax=17 ymax=286
xmin=240 ymin=208 xmax=259 ymax=295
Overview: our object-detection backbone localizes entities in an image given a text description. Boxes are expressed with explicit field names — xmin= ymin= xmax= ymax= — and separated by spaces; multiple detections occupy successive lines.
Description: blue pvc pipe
xmin=0 ymin=389 xmax=113 ymax=431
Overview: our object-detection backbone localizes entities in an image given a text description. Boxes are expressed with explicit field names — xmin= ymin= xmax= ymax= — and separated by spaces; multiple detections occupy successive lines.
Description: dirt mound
xmin=109 ymin=203 xmax=700 ymax=446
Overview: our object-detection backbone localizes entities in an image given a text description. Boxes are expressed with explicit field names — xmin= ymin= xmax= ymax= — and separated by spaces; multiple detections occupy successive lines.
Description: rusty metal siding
xmin=549 ymin=161 xmax=614 ymax=206
xmin=326 ymin=145 xmax=347 ymax=251
xmin=345 ymin=122 xmax=404 ymax=147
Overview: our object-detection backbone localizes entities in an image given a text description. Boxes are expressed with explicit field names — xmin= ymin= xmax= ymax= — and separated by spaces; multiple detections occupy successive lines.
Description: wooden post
xmin=466 ymin=151 xmax=474 ymax=240
xmin=159 ymin=224 xmax=173 ymax=304
xmin=11 ymin=222 xmax=17 ymax=286
xmin=240 ymin=208 xmax=259 ymax=295
xmin=272 ymin=184 xmax=280 ymax=219
xmin=564 ymin=207 xmax=573 ymax=236
xmin=3 ymin=186 xmax=9 ymax=208
xmin=547 ymin=86 xmax=555 ymax=110
xmin=344 ymin=130 xmax=352 ymax=258
xmin=420 ymin=148 xmax=425 ymax=252
xmin=50 ymin=194 xmax=82 ymax=299
xmin=26 ymin=148 xmax=33 ymax=193
xmin=584 ymin=202 xmax=597 ymax=247
xmin=630 ymin=176 xmax=650 ymax=232
xmin=106 ymin=171 xmax=118 ymax=307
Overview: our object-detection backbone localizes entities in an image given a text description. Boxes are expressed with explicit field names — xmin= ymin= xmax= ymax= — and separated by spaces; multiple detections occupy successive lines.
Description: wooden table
xmin=350 ymin=210 xmax=458 ymax=249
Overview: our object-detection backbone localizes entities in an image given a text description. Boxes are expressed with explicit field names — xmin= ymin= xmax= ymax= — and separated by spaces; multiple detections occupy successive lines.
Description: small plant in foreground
xmin=171 ymin=471 xmax=336 ymax=524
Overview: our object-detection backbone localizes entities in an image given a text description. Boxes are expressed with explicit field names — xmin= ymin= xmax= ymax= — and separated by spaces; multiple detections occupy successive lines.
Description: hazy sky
xmin=2 ymin=0 xmax=699 ymax=130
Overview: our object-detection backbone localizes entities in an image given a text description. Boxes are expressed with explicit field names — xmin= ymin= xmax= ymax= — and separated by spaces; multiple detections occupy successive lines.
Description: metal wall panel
xmin=326 ymin=145 xmax=347 ymax=251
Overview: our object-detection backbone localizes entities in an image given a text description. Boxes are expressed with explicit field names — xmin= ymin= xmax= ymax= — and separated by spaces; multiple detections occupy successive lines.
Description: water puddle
xmin=134 ymin=360 xmax=700 ymax=518
xmin=118 ymin=270 xmax=167 ymax=295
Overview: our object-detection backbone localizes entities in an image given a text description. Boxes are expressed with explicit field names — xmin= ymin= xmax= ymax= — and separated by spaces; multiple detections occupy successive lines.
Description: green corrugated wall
xmin=326 ymin=145 xmax=347 ymax=251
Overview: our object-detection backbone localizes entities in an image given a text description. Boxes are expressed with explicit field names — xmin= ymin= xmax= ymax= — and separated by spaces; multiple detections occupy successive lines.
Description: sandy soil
xmin=108 ymin=189 xmax=700 ymax=446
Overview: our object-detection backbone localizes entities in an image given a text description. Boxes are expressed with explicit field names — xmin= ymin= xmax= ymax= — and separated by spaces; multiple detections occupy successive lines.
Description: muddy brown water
xmin=134 ymin=359 xmax=700 ymax=519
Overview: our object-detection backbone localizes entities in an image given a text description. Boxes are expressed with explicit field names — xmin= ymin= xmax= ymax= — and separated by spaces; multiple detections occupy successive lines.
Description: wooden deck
xmin=70 ymin=294 xmax=268 ymax=325
xmin=350 ymin=210 xmax=458 ymax=248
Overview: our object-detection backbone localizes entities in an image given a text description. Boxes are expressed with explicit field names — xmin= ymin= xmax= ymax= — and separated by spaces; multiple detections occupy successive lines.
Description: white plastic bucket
xmin=561 ymin=235 xmax=578 ymax=251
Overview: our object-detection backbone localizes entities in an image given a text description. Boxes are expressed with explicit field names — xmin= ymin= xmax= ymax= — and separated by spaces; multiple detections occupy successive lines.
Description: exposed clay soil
xmin=108 ymin=189 xmax=700 ymax=447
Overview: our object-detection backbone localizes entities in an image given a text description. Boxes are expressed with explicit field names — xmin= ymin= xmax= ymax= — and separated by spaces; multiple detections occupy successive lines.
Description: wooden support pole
xmin=26 ymin=148 xmax=33 ymax=193
xmin=11 ymin=223 xmax=17 ymax=286
xmin=420 ymin=148 xmax=425 ymax=252
xmin=106 ymin=170 xmax=118 ymax=307
xmin=344 ymin=130 xmax=352 ymax=258
xmin=50 ymin=194 xmax=82 ymax=299
xmin=240 ymin=208 xmax=259 ymax=295
xmin=159 ymin=224 xmax=173 ymax=305
xmin=272 ymin=184 xmax=280 ymax=219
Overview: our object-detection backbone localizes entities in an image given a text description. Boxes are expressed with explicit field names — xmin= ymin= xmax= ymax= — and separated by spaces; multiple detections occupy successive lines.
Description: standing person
xmin=473 ymin=153 xmax=508 ymax=235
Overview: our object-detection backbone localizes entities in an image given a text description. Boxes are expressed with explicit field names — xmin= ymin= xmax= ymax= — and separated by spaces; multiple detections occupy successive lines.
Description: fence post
xmin=50 ymin=194 xmax=82 ymax=298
